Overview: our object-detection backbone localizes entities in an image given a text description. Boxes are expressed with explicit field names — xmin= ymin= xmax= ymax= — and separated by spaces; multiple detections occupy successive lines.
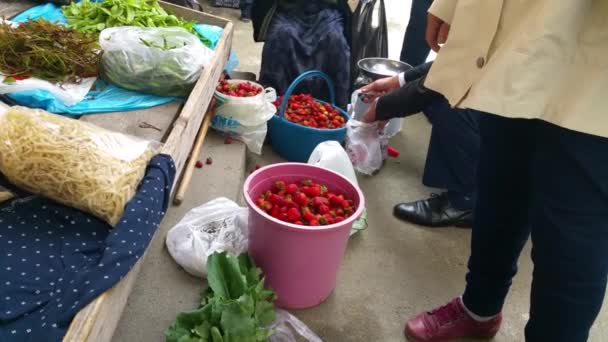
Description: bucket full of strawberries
xmin=268 ymin=71 xmax=350 ymax=162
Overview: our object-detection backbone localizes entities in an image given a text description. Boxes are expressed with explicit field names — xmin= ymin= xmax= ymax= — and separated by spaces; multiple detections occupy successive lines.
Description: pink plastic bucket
xmin=243 ymin=163 xmax=365 ymax=309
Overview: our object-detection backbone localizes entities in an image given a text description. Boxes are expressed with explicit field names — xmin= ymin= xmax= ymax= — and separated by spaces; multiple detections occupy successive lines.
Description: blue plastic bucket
xmin=268 ymin=71 xmax=350 ymax=162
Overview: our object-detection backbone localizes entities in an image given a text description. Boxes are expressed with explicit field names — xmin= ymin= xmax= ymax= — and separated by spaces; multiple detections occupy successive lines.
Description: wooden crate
xmin=0 ymin=2 xmax=233 ymax=341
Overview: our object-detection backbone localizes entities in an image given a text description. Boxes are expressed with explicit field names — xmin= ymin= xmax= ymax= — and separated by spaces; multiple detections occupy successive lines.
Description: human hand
xmin=360 ymin=75 xmax=400 ymax=103
xmin=426 ymin=13 xmax=450 ymax=52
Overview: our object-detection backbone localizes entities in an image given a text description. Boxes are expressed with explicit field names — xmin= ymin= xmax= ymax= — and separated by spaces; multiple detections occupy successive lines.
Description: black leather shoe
xmin=393 ymin=193 xmax=473 ymax=228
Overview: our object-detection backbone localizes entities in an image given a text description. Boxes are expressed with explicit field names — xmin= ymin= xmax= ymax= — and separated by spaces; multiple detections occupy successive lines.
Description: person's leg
xmin=393 ymin=99 xmax=480 ymax=227
xmin=461 ymin=115 xmax=534 ymax=316
xmin=405 ymin=113 xmax=535 ymax=342
xmin=240 ymin=0 xmax=253 ymax=20
xmin=525 ymin=122 xmax=608 ymax=342
xmin=400 ymin=0 xmax=433 ymax=66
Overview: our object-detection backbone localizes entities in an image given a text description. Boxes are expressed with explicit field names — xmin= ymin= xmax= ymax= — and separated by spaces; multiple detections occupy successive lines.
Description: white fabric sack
xmin=165 ymin=197 xmax=248 ymax=278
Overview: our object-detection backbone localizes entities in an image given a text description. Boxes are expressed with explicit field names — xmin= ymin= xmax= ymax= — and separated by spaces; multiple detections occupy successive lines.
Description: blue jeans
xmin=400 ymin=0 xmax=433 ymax=66
xmin=462 ymin=114 xmax=608 ymax=341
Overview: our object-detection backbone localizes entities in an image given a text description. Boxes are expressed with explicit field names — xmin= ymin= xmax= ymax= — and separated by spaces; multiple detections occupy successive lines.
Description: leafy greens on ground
xmin=166 ymin=252 xmax=276 ymax=342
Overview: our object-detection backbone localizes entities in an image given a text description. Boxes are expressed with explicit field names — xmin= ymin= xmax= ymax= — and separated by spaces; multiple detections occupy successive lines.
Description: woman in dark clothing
xmin=252 ymin=0 xmax=352 ymax=108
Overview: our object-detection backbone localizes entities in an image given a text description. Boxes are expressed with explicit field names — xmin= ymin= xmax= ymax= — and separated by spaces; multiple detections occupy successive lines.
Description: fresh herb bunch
xmin=63 ymin=0 xmax=212 ymax=47
xmin=166 ymin=252 xmax=276 ymax=342
xmin=0 ymin=19 xmax=100 ymax=83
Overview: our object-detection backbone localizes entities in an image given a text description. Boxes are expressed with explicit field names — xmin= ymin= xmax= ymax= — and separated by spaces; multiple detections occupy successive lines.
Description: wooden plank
xmin=81 ymin=102 xmax=182 ymax=142
xmin=63 ymin=8 xmax=233 ymax=342
xmin=161 ymin=21 xmax=233 ymax=189
xmin=0 ymin=0 xmax=33 ymax=18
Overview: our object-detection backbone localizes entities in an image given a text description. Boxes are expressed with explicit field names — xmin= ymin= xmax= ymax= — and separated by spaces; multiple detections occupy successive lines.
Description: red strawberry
xmin=295 ymin=221 xmax=303 ymax=225
xmin=279 ymin=213 xmax=288 ymax=221
xmin=295 ymin=192 xmax=309 ymax=206
xmin=206 ymin=157 xmax=213 ymax=165
xmin=287 ymin=208 xmax=301 ymax=222
xmin=270 ymin=205 xmax=280 ymax=218
xmin=268 ymin=194 xmax=285 ymax=206
xmin=334 ymin=216 xmax=345 ymax=223
xmin=309 ymin=219 xmax=320 ymax=226
xmin=312 ymin=196 xmax=329 ymax=207
xmin=302 ymin=207 xmax=316 ymax=222
xmin=195 ymin=161 xmax=203 ymax=168
xmin=273 ymin=181 xmax=286 ymax=192
xmin=318 ymin=204 xmax=330 ymax=215
xmin=285 ymin=183 xmax=298 ymax=194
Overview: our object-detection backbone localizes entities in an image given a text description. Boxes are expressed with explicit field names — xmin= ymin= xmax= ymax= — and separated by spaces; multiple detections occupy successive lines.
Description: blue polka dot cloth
xmin=0 ymin=154 xmax=175 ymax=342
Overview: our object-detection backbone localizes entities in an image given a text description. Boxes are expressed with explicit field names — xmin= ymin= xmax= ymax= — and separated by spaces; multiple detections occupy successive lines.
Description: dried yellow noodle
xmin=0 ymin=107 xmax=157 ymax=225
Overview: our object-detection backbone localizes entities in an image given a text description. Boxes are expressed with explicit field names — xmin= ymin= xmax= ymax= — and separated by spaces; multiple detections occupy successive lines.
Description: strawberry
xmin=302 ymin=207 xmax=316 ymax=222
xmin=268 ymin=194 xmax=285 ymax=206
xmin=206 ymin=157 xmax=213 ymax=165
xmin=318 ymin=204 xmax=330 ymax=215
xmin=279 ymin=213 xmax=289 ymax=221
xmin=261 ymin=201 xmax=273 ymax=212
xmin=294 ymin=221 xmax=303 ymax=225
xmin=306 ymin=186 xmax=321 ymax=197
xmin=255 ymin=197 xmax=264 ymax=207
xmin=287 ymin=208 xmax=301 ymax=222
xmin=333 ymin=216 xmax=345 ymax=223
xmin=273 ymin=181 xmax=286 ymax=192
xmin=312 ymin=196 xmax=329 ymax=207
xmin=309 ymin=219 xmax=320 ymax=226
xmin=195 ymin=160 xmax=203 ymax=168
xmin=285 ymin=183 xmax=298 ymax=194
xmin=270 ymin=205 xmax=280 ymax=218
xmin=295 ymin=192 xmax=309 ymax=206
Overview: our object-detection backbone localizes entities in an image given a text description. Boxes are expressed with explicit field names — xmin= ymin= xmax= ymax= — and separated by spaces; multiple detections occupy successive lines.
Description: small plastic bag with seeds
xmin=165 ymin=197 xmax=248 ymax=278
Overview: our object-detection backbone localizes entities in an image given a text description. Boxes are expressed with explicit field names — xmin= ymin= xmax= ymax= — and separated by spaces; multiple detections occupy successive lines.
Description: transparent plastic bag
xmin=99 ymin=26 xmax=214 ymax=97
xmin=269 ymin=309 xmax=323 ymax=342
xmin=308 ymin=141 xmax=367 ymax=236
xmin=165 ymin=197 xmax=249 ymax=278
xmin=212 ymin=85 xmax=277 ymax=154
xmin=345 ymin=119 xmax=384 ymax=175
xmin=0 ymin=106 xmax=158 ymax=225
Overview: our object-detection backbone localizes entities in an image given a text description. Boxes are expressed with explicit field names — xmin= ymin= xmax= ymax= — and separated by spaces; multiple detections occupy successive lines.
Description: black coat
xmin=251 ymin=0 xmax=352 ymax=45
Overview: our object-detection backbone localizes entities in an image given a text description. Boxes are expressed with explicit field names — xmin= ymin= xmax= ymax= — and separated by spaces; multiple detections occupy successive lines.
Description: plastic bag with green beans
xmin=99 ymin=26 xmax=214 ymax=97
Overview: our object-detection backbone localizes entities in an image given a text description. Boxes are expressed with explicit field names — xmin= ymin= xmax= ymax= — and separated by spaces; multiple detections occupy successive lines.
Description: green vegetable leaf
xmin=3 ymin=77 xmax=16 ymax=84
xmin=220 ymin=303 xmax=256 ymax=340
xmin=192 ymin=321 xmax=211 ymax=340
xmin=207 ymin=252 xmax=247 ymax=300
xmin=210 ymin=327 xmax=224 ymax=342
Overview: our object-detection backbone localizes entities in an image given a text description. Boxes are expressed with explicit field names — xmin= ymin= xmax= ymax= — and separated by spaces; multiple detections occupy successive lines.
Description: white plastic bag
xmin=165 ymin=197 xmax=249 ymax=278
xmin=345 ymin=119 xmax=384 ymax=175
xmin=350 ymin=89 xmax=403 ymax=138
xmin=212 ymin=87 xmax=277 ymax=154
xmin=0 ymin=106 xmax=158 ymax=225
xmin=99 ymin=26 xmax=214 ymax=97
xmin=269 ymin=309 xmax=323 ymax=342
xmin=308 ymin=141 xmax=367 ymax=235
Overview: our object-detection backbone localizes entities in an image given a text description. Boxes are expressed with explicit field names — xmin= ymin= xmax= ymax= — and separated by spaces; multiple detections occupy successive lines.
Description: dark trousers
xmin=240 ymin=0 xmax=253 ymax=18
xmin=422 ymin=99 xmax=480 ymax=210
xmin=462 ymin=114 xmax=608 ymax=342
xmin=400 ymin=0 xmax=433 ymax=66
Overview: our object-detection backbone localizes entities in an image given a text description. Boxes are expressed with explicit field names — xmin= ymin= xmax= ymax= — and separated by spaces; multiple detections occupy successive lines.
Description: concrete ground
xmin=113 ymin=1 xmax=608 ymax=341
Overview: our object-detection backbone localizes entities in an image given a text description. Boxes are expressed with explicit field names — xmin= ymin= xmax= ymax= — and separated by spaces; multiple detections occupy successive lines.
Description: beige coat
xmin=424 ymin=0 xmax=608 ymax=138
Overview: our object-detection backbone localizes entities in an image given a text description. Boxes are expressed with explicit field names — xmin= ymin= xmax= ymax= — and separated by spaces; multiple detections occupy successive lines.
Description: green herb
xmin=165 ymin=252 xmax=276 ymax=342
xmin=0 ymin=19 xmax=99 ymax=83
xmin=63 ymin=0 xmax=212 ymax=47
xmin=3 ymin=77 xmax=16 ymax=84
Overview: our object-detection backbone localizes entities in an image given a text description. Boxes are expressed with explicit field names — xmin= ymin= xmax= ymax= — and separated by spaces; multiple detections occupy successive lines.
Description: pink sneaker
xmin=405 ymin=298 xmax=502 ymax=342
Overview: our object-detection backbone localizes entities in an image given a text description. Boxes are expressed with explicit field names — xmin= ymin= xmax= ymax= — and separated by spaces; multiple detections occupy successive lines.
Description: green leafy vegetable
xmin=166 ymin=252 xmax=276 ymax=342
xmin=0 ymin=19 xmax=99 ymax=83
xmin=63 ymin=0 xmax=212 ymax=47
xmin=2 ymin=77 xmax=16 ymax=85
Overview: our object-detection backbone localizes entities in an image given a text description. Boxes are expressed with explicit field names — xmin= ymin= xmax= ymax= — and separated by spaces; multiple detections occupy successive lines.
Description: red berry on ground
xmin=195 ymin=160 xmax=203 ymax=168
xmin=224 ymin=137 xmax=233 ymax=144
xmin=206 ymin=157 xmax=213 ymax=165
